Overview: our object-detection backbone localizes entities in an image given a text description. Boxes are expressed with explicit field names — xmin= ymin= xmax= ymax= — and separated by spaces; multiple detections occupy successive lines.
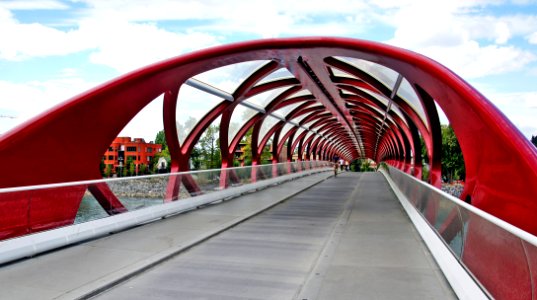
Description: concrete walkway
xmin=0 ymin=171 xmax=333 ymax=300
xmin=96 ymin=173 xmax=455 ymax=299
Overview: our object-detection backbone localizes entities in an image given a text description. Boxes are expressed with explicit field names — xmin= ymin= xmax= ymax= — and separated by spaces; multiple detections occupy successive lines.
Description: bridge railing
xmin=382 ymin=165 xmax=537 ymax=300
xmin=0 ymin=161 xmax=332 ymax=264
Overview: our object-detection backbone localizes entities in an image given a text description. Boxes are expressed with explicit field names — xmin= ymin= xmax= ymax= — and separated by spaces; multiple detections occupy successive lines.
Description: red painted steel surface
xmin=0 ymin=37 xmax=535 ymax=242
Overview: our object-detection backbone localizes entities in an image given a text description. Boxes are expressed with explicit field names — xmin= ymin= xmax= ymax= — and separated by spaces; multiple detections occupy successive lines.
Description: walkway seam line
xmin=294 ymin=173 xmax=363 ymax=300
xmin=379 ymin=169 xmax=488 ymax=300
xmin=72 ymin=173 xmax=334 ymax=300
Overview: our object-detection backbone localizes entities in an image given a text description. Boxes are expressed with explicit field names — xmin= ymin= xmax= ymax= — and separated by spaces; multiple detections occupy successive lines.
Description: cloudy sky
xmin=1 ymin=0 xmax=537 ymax=141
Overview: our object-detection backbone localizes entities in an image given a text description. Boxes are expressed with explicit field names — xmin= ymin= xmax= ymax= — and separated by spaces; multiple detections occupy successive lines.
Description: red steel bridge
xmin=0 ymin=37 xmax=536 ymax=299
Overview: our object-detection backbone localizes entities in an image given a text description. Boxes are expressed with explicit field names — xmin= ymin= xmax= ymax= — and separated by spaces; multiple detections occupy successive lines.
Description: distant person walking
xmin=334 ymin=161 xmax=339 ymax=177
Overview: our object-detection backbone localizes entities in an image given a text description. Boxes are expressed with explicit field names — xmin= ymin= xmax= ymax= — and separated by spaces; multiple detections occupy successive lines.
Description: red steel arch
xmin=0 ymin=37 xmax=535 ymax=240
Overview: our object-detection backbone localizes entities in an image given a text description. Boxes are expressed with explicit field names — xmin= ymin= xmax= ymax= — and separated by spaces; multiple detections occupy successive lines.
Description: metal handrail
xmin=387 ymin=166 xmax=537 ymax=247
xmin=0 ymin=160 xmax=333 ymax=194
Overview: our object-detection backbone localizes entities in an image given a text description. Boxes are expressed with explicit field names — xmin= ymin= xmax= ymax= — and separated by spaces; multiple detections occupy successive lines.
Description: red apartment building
xmin=103 ymin=137 xmax=162 ymax=175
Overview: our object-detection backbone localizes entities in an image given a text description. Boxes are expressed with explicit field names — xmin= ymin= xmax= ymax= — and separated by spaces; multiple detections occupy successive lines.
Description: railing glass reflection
xmin=384 ymin=165 xmax=537 ymax=300
xmin=0 ymin=161 xmax=331 ymax=241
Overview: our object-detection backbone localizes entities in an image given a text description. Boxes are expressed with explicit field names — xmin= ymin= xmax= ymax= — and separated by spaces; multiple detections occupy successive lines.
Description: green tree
xmin=420 ymin=135 xmax=429 ymax=164
xmin=190 ymin=146 xmax=202 ymax=169
xmin=240 ymin=128 xmax=254 ymax=165
xmin=100 ymin=157 xmax=106 ymax=176
xmin=198 ymin=125 xmax=221 ymax=169
xmin=441 ymin=125 xmax=465 ymax=182
xmin=104 ymin=164 xmax=112 ymax=178
xmin=350 ymin=159 xmax=360 ymax=172
xmin=139 ymin=163 xmax=147 ymax=175
xmin=361 ymin=159 xmax=373 ymax=172
xmin=532 ymin=135 xmax=537 ymax=147
xmin=155 ymin=130 xmax=167 ymax=150
xmin=239 ymin=128 xmax=272 ymax=165
xmin=126 ymin=156 xmax=135 ymax=176
xmin=151 ymin=147 xmax=171 ymax=173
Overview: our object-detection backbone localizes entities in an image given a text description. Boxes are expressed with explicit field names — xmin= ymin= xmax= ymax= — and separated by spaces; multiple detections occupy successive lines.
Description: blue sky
xmin=1 ymin=0 xmax=537 ymax=141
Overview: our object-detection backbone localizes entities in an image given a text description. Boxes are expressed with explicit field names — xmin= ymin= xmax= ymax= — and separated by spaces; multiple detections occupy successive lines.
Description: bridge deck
xmin=0 ymin=172 xmax=455 ymax=299
xmin=97 ymin=172 xmax=455 ymax=299
xmin=0 ymin=172 xmax=332 ymax=299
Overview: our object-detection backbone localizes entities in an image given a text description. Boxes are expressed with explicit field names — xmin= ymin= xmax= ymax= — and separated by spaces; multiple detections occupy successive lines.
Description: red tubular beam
xmin=0 ymin=36 xmax=533 ymax=241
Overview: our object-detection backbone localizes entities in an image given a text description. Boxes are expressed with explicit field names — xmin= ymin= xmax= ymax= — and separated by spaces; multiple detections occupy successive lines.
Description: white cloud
xmin=477 ymin=89 xmax=537 ymax=137
xmin=380 ymin=1 xmax=536 ymax=79
xmin=77 ymin=0 xmax=373 ymax=39
xmin=0 ymin=3 xmax=220 ymax=70
xmin=0 ymin=77 xmax=96 ymax=135
xmin=494 ymin=21 xmax=511 ymax=44
xmin=0 ymin=0 xmax=68 ymax=10
xmin=1 ymin=0 xmax=537 ymax=141
xmin=119 ymin=95 xmax=164 ymax=142
xmin=529 ymin=31 xmax=537 ymax=44
xmin=0 ymin=7 xmax=92 ymax=60
xmin=80 ymin=19 xmax=219 ymax=73
xmin=418 ymin=43 xmax=534 ymax=78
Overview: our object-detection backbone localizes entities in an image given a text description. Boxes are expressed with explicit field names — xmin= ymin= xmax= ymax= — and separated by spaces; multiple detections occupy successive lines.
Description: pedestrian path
xmin=96 ymin=173 xmax=455 ymax=299
xmin=0 ymin=172 xmax=332 ymax=300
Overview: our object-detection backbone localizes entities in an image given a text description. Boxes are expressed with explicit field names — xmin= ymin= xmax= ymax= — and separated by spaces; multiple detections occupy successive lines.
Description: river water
xmin=74 ymin=195 xmax=163 ymax=224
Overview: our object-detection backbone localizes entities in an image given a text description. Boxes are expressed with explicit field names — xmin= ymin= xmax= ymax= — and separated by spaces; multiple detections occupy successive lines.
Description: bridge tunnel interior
xmin=0 ymin=37 xmax=536 ymax=238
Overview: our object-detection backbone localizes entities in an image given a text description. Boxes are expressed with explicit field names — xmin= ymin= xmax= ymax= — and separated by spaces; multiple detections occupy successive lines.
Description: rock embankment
xmin=441 ymin=182 xmax=464 ymax=198
xmin=107 ymin=177 xmax=192 ymax=199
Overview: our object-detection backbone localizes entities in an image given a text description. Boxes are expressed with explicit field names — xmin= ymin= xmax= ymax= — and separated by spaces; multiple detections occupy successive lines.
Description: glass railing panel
xmin=193 ymin=169 xmax=223 ymax=193
xmin=385 ymin=166 xmax=537 ymax=300
xmin=522 ymin=240 xmax=537 ymax=299
xmin=107 ymin=177 xmax=167 ymax=210
xmin=75 ymin=190 xmax=108 ymax=224
xmin=0 ymin=162 xmax=332 ymax=243
xmin=461 ymin=209 xmax=532 ymax=300
xmin=233 ymin=166 xmax=252 ymax=185
xmin=435 ymin=203 xmax=464 ymax=257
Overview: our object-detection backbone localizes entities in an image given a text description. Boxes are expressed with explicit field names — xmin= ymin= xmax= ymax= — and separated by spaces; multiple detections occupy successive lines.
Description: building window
xmin=127 ymin=146 xmax=137 ymax=152
xmin=127 ymin=155 xmax=137 ymax=161
xmin=108 ymin=147 xmax=113 ymax=151
xmin=147 ymin=156 xmax=152 ymax=162
xmin=138 ymin=155 xmax=140 ymax=161
xmin=147 ymin=147 xmax=153 ymax=153
xmin=108 ymin=155 xmax=114 ymax=160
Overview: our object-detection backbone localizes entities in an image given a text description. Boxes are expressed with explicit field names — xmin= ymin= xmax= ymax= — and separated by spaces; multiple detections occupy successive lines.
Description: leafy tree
xmin=139 ymin=163 xmax=147 ymax=175
xmin=198 ymin=125 xmax=221 ymax=169
xmin=151 ymin=147 xmax=171 ymax=173
xmin=261 ymin=143 xmax=272 ymax=163
xmin=104 ymin=164 xmax=112 ymax=178
xmin=100 ymin=157 xmax=106 ymax=176
xmin=532 ymin=135 xmax=537 ymax=147
xmin=238 ymin=128 xmax=271 ymax=165
xmin=361 ymin=159 xmax=373 ymax=172
xmin=155 ymin=130 xmax=167 ymax=150
xmin=240 ymin=128 xmax=254 ymax=165
xmin=420 ymin=135 xmax=429 ymax=164
xmin=190 ymin=146 xmax=202 ymax=170
xmin=129 ymin=163 xmax=136 ymax=176
xmin=441 ymin=125 xmax=465 ymax=182
xmin=125 ymin=156 xmax=135 ymax=176
xmin=350 ymin=159 xmax=360 ymax=172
